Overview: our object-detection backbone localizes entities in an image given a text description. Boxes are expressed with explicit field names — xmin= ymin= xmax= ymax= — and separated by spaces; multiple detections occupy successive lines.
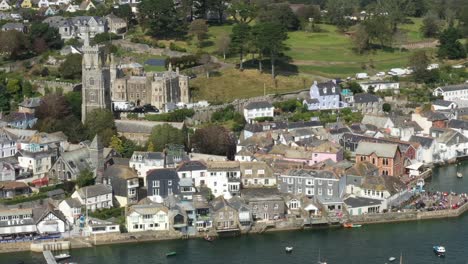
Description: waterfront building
xmin=355 ymin=142 xmax=404 ymax=177
xmin=359 ymin=81 xmax=399 ymax=93
xmin=71 ymin=184 xmax=113 ymax=212
xmin=204 ymin=161 xmax=241 ymax=198
xmin=58 ymin=198 xmax=82 ymax=224
xmin=0 ymin=161 xmax=16 ymax=181
xmin=126 ymin=203 xmax=170 ymax=232
xmin=408 ymin=135 xmax=437 ymax=164
xmin=241 ymin=188 xmax=285 ymax=221
xmin=211 ymin=196 xmax=241 ymax=233
xmin=343 ymin=196 xmax=384 ymax=215
xmin=0 ymin=181 xmax=30 ymax=198
xmin=0 ymin=208 xmax=36 ymax=236
xmin=433 ymin=129 xmax=468 ymax=162
xmin=34 ymin=205 xmax=68 ymax=234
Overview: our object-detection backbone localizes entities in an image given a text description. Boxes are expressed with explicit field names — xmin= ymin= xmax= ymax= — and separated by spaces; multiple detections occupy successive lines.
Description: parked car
xmin=143 ymin=104 xmax=159 ymax=113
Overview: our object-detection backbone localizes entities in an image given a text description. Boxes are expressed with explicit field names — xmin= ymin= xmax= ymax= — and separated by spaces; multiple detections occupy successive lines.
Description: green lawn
xmin=400 ymin=17 xmax=425 ymax=42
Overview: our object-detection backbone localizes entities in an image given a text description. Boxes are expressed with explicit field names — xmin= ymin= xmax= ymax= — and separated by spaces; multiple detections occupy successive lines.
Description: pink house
xmin=310 ymin=142 xmax=343 ymax=164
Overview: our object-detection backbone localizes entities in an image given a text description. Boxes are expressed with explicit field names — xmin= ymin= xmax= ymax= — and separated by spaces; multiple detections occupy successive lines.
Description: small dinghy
xmin=285 ymin=247 xmax=293 ymax=253
xmin=166 ymin=252 xmax=177 ymax=257
xmin=457 ymin=172 xmax=463 ymax=178
xmin=433 ymin=246 xmax=446 ymax=256
xmin=389 ymin=257 xmax=396 ymax=262
xmin=204 ymin=235 xmax=215 ymax=242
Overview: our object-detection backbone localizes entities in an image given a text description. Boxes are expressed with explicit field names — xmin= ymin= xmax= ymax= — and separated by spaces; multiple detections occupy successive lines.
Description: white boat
xmin=317 ymin=249 xmax=327 ymax=264
xmin=389 ymin=257 xmax=396 ymax=262
xmin=55 ymin=253 xmax=71 ymax=260
xmin=457 ymin=172 xmax=463 ymax=178
xmin=285 ymin=247 xmax=293 ymax=253
xmin=433 ymin=246 xmax=446 ymax=256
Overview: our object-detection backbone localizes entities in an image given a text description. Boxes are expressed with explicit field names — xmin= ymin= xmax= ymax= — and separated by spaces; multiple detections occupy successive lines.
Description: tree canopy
xmin=148 ymin=124 xmax=186 ymax=151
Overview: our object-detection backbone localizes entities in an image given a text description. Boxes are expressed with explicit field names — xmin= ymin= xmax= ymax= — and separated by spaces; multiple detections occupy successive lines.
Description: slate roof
xmin=283 ymin=169 xmax=337 ymax=179
xmin=206 ymin=161 xmax=240 ymax=171
xmin=0 ymin=181 xmax=29 ymax=190
xmin=63 ymin=197 xmax=82 ymax=208
xmin=409 ymin=135 xmax=434 ymax=148
xmin=304 ymin=98 xmax=319 ymax=104
xmin=32 ymin=203 xmax=67 ymax=224
xmin=239 ymin=161 xmax=274 ymax=179
xmin=355 ymin=142 xmax=399 ymax=158
xmin=2 ymin=112 xmax=36 ymax=122
xmin=448 ymin=119 xmax=468 ymax=130
xmin=241 ymin=188 xmax=283 ymax=200
xmin=129 ymin=203 xmax=168 ymax=215
xmin=361 ymin=115 xmax=392 ymax=128
xmin=433 ymin=99 xmax=455 ymax=107
xmin=147 ymin=168 xmax=179 ymax=180
xmin=361 ymin=175 xmax=406 ymax=195
xmin=345 ymin=161 xmax=379 ymax=176
xmin=59 ymin=147 xmax=93 ymax=175
xmin=244 ymin=101 xmax=273 ymax=110
xmin=437 ymin=130 xmax=468 ymax=145
xmin=244 ymin=120 xmax=321 ymax=133
xmin=104 ymin=164 xmax=137 ymax=180
xmin=132 ymin=151 xmax=165 ymax=160
xmin=19 ymin=97 xmax=41 ymax=108
xmin=344 ymin=196 xmax=383 ymax=208
xmin=423 ymin=111 xmax=448 ymax=121
xmin=315 ymin=80 xmax=341 ymax=96
xmin=177 ymin=160 xmax=207 ymax=172
xmin=76 ymin=184 xmax=112 ymax=199
xmin=437 ymin=84 xmax=468 ymax=92
xmin=353 ymin=93 xmax=380 ymax=104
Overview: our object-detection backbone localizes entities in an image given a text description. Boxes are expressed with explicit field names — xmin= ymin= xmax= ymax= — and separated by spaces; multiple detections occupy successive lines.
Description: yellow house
xmin=20 ymin=0 xmax=32 ymax=8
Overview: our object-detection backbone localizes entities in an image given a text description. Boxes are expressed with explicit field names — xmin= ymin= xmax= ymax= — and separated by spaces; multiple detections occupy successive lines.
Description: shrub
xmin=169 ymin=42 xmax=187 ymax=52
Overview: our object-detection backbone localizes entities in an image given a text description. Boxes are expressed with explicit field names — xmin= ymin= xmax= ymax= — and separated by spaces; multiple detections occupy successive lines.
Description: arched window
xmin=89 ymin=77 xmax=94 ymax=86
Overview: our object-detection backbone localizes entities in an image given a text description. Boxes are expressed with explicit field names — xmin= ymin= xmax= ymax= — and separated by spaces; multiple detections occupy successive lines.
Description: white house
xmin=34 ymin=206 xmax=68 ymax=234
xmin=0 ymin=208 xmax=36 ymax=236
xmin=58 ymin=198 xmax=82 ymax=224
xmin=432 ymin=100 xmax=458 ymax=111
xmin=71 ymin=184 xmax=113 ymax=212
xmin=204 ymin=161 xmax=241 ymax=198
xmin=86 ymin=217 xmax=120 ymax=234
xmin=126 ymin=203 xmax=169 ymax=232
xmin=0 ymin=0 xmax=11 ymax=10
xmin=243 ymin=101 xmax=274 ymax=124
xmin=409 ymin=135 xmax=437 ymax=164
xmin=129 ymin=151 xmax=166 ymax=184
xmin=359 ymin=81 xmax=399 ymax=93
xmin=433 ymin=84 xmax=468 ymax=101
xmin=447 ymin=119 xmax=468 ymax=138
xmin=303 ymin=80 xmax=347 ymax=110
xmin=344 ymin=196 xmax=384 ymax=215
xmin=433 ymin=130 xmax=468 ymax=162
xmin=17 ymin=150 xmax=53 ymax=178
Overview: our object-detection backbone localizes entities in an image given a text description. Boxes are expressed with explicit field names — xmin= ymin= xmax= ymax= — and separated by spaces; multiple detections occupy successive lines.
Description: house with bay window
xmin=205 ymin=161 xmax=241 ymax=198
xmin=126 ymin=203 xmax=169 ymax=232
xmin=243 ymin=101 xmax=274 ymax=124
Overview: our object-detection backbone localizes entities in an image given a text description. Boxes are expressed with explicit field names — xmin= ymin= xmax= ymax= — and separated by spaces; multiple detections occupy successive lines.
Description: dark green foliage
xmin=64 ymin=91 xmax=82 ymax=119
xmin=38 ymin=184 xmax=64 ymax=193
xmin=29 ymin=23 xmax=63 ymax=53
xmin=420 ymin=13 xmax=442 ymax=38
xmin=76 ymin=169 xmax=95 ymax=188
xmin=191 ymin=124 xmax=236 ymax=158
xmin=211 ymin=105 xmax=246 ymax=132
xmin=257 ymin=4 xmax=300 ymax=31
xmin=60 ymin=54 xmax=82 ymax=80
xmin=273 ymin=99 xmax=301 ymax=113
xmin=165 ymin=55 xmax=199 ymax=70
xmin=130 ymin=36 xmax=166 ymax=48
xmin=121 ymin=137 xmax=144 ymax=158
xmin=0 ymin=193 xmax=47 ymax=205
xmin=346 ymin=82 xmax=363 ymax=94
xmin=85 ymin=109 xmax=116 ymax=147
xmin=229 ymin=23 xmax=251 ymax=69
xmin=138 ymin=0 xmax=186 ymax=38
xmin=382 ymin=103 xmax=392 ymax=112
xmin=438 ymin=25 xmax=467 ymax=59
xmin=89 ymin=207 xmax=125 ymax=220
xmin=169 ymin=42 xmax=187 ymax=52
xmin=254 ymin=116 xmax=274 ymax=122
xmin=145 ymin=108 xmax=195 ymax=122
xmin=148 ymin=124 xmax=186 ymax=151
xmin=92 ymin=32 xmax=120 ymax=45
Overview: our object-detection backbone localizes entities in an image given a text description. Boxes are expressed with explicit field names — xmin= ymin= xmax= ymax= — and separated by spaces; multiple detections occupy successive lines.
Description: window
xmin=168 ymin=180 xmax=172 ymax=186
xmin=182 ymin=173 xmax=187 ymax=178
xmin=264 ymin=179 xmax=269 ymax=185
xmin=287 ymin=178 xmax=293 ymax=184
xmin=298 ymin=178 xmax=302 ymax=184
xmin=254 ymin=179 xmax=258 ymax=184
xmin=168 ymin=189 xmax=173 ymax=195
xmin=306 ymin=180 xmax=314 ymax=186
xmin=306 ymin=188 xmax=314 ymax=195
xmin=153 ymin=181 xmax=160 ymax=188
xmin=383 ymin=158 xmax=389 ymax=166
xmin=214 ymin=181 xmax=217 ymax=186
xmin=258 ymin=169 xmax=265 ymax=175
xmin=318 ymin=188 xmax=322 ymax=195
xmin=274 ymin=204 xmax=279 ymax=210
xmin=298 ymin=188 xmax=302 ymax=194
xmin=282 ymin=178 xmax=286 ymax=183
xmin=318 ymin=180 xmax=322 ymax=185
xmin=253 ymin=205 xmax=258 ymax=210
xmin=327 ymin=189 xmax=333 ymax=196
xmin=328 ymin=180 xmax=333 ymax=186
xmin=245 ymin=169 xmax=252 ymax=175
xmin=152 ymin=189 xmax=159 ymax=196
xmin=143 ymin=214 xmax=152 ymax=219
xmin=264 ymin=204 xmax=268 ymax=210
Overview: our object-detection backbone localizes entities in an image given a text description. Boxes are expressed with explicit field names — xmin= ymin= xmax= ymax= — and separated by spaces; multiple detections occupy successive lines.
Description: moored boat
xmin=55 ymin=253 xmax=71 ymax=260
xmin=166 ymin=252 xmax=177 ymax=257
xmin=389 ymin=257 xmax=396 ymax=262
xmin=285 ymin=247 xmax=293 ymax=253
xmin=343 ymin=223 xmax=361 ymax=228
xmin=457 ymin=172 xmax=463 ymax=178
xmin=433 ymin=246 xmax=446 ymax=256
xmin=204 ymin=235 xmax=215 ymax=242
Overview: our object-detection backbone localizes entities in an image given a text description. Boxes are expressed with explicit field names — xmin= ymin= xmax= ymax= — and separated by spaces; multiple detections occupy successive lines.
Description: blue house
xmin=303 ymin=80 xmax=348 ymax=110
xmin=147 ymin=169 xmax=180 ymax=198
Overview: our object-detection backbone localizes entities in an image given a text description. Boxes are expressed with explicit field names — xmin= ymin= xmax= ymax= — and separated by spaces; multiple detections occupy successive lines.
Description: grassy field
xmin=191 ymin=68 xmax=316 ymax=102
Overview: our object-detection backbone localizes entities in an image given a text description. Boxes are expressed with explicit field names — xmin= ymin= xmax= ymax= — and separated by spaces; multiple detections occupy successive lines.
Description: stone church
xmin=81 ymin=35 xmax=190 ymax=122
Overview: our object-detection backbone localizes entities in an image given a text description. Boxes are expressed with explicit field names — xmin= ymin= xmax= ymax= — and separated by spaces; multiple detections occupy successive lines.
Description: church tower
xmin=81 ymin=33 xmax=111 ymax=123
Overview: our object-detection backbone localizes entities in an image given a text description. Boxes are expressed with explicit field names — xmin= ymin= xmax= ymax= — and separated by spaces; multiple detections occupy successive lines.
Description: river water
xmin=1 ymin=163 xmax=467 ymax=264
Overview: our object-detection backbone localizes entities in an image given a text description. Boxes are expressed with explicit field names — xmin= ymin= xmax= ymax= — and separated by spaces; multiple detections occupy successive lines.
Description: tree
xmin=420 ymin=13 xmax=443 ymax=38
xmin=85 ymin=109 xmax=116 ymax=147
xmin=230 ymin=23 xmax=251 ymax=70
xmin=29 ymin=23 xmax=63 ymax=52
xmin=374 ymin=0 xmax=415 ymax=33
xmin=209 ymin=0 xmax=229 ymax=24
xmin=191 ymin=125 xmax=236 ymax=159
xmin=64 ymin=91 xmax=82 ymax=119
xmin=109 ymin=135 xmax=124 ymax=154
xmin=0 ymin=85 xmax=11 ymax=114
xmin=228 ymin=0 xmax=257 ymax=24
xmin=138 ymin=0 xmax=186 ymax=38
xmin=147 ymin=141 xmax=155 ymax=151
xmin=438 ymin=25 xmax=466 ymax=59
xmin=296 ymin=5 xmax=321 ymax=26
xmin=216 ymin=33 xmax=231 ymax=60
xmin=113 ymin=4 xmax=135 ymax=26
xmin=251 ymin=22 xmax=288 ymax=78
xmin=76 ymin=169 xmax=95 ymax=187
xmin=382 ymin=103 xmax=392 ymax=112
xmin=92 ymin=32 xmax=119 ymax=45
xmin=189 ymin=19 xmax=209 ymax=47
xmin=347 ymin=82 xmax=363 ymax=93
xmin=352 ymin=24 xmax=370 ymax=54
xmin=363 ymin=15 xmax=392 ymax=48
xmin=257 ymin=4 xmax=300 ymax=31
xmin=409 ymin=50 xmax=431 ymax=83
xmin=326 ymin=0 xmax=357 ymax=30
xmin=121 ymin=137 xmax=142 ymax=158
xmin=0 ymin=31 xmax=30 ymax=59
xmin=148 ymin=124 xmax=185 ymax=151
xmin=36 ymin=94 xmax=71 ymax=120
xmin=60 ymin=54 xmax=82 ymax=80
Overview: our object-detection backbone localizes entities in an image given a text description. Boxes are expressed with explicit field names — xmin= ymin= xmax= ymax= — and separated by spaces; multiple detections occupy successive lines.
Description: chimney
xmin=332 ymin=79 xmax=336 ymax=84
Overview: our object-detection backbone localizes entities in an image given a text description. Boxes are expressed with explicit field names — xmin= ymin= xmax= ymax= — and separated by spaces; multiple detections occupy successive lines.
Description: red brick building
xmin=355 ymin=142 xmax=404 ymax=177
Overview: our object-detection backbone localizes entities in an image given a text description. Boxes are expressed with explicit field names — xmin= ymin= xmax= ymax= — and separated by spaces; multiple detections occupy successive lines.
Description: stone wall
xmin=0 ymin=241 xmax=31 ymax=253
xmin=33 ymin=80 xmax=80 ymax=95
xmin=85 ymin=230 xmax=184 ymax=246
xmin=30 ymin=240 xmax=70 ymax=252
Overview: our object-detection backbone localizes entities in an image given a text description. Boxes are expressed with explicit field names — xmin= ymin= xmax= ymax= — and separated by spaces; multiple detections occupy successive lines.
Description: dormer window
xmin=332 ymin=87 xmax=335 ymax=93
xmin=323 ymin=88 xmax=327 ymax=94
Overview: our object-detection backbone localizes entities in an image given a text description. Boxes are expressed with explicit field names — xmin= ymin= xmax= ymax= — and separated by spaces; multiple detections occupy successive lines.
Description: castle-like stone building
xmin=81 ymin=36 xmax=190 ymax=122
